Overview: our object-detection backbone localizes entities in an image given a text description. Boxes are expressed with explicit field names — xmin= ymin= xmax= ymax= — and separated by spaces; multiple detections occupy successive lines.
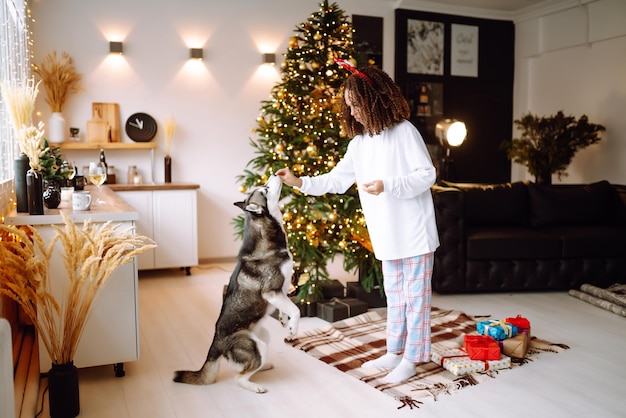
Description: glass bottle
xmin=127 ymin=165 xmax=138 ymax=184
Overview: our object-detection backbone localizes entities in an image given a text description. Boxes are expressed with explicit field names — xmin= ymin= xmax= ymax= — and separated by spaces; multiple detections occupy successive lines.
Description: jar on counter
xmin=107 ymin=165 xmax=116 ymax=184
xmin=127 ymin=165 xmax=137 ymax=184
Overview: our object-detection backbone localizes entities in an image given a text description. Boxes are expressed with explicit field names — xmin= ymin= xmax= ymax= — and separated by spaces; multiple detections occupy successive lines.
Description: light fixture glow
xmin=190 ymin=48 xmax=203 ymax=60
xmin=436 ymin=119 xmax=467 ymax=148
xmin=109 ymin=41 xmax=123 ymax=54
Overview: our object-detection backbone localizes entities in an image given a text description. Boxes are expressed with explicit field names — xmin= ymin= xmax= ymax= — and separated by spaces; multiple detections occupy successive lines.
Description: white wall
xmin=512 ymin=0 xmax=626 ymax=184
xmin=26 ymin=0 xmax=626 ymax=262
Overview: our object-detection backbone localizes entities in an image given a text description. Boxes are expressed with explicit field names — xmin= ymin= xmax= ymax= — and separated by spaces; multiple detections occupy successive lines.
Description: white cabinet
xmin=35 ymin=223 xmax=139 ymax=373
xmin=118 ymin=188 xmax=198 ymax=272
xmin=5 ymin=188 xmax=141 ymax=374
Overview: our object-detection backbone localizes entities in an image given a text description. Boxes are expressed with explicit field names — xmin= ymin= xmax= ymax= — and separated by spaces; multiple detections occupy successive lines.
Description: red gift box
xmin=506 ymin=314 xmax=531 ymax=337
xmin=464 ymin=335 xmax=501 ymax=360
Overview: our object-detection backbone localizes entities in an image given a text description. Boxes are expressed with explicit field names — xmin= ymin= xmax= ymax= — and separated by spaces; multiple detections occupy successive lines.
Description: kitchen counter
xmin=4 ymin=185 xmax=138 ymax=226
xmin=107 ymin=182 xmax=200 ymax=192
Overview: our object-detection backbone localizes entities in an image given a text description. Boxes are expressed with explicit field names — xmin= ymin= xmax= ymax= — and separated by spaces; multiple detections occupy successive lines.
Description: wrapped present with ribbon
xmin=430 ymin=346 xmax=511 ymax=376
xmin=319 ymin=279 xmax=345 ymax=299
xmin=477 ymin=319 xmax=518 ymax=340
xmin=506 ymin=314 xmax=531 ymax=338
xmin=316 ymin=297 xmax=368 ymax=322
xmin=464 ymin=335 xmax=501 ymax=360
xmin=497 ymin=334 xmax=529 ymax=358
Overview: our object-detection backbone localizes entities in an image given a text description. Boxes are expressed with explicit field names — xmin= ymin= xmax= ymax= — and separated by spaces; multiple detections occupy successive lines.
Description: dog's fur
xmin=173 ymin=175 xmax=300 ymax=393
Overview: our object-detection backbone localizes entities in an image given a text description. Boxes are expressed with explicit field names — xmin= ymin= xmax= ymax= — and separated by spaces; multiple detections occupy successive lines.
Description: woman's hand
xmin=362 ymin=180 xmax=384 ymax=195
xmin=276 ymin=168 xmax=303 ymax=188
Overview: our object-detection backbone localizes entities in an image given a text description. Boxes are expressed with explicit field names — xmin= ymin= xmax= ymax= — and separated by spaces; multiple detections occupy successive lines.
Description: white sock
xmin=361 ymin=353 xmax=402 ymax=369
xmin=382 ymin=358 xmax=417 ymax=383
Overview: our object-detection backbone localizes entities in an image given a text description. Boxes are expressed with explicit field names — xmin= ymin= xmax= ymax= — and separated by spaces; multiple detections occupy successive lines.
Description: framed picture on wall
xmin=406 ymin=19 xmax=444 ymax=75
xmin=450 ymin=24 xmax=479 ymax=77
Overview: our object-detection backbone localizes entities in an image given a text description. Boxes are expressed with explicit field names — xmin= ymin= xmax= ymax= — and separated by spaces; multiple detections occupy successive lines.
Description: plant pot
xmin=535 ymin=172 xmax=552 ymax=185
xmin=48 ymin=361 xmax=80 ymax=418
xmin=26 ymin=171 xmax=44 ymax=215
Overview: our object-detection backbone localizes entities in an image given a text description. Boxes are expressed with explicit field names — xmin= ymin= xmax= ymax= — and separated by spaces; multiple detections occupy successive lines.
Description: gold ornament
xmin=299 ymin=62 xmax=307 ymax=71
xmin=306 ymin=144 xmax=317 ymax=157
xmin=289 ymin=37 xmax=299 ymax=48
xmin=238 ymin=185 xmax=247 ymax=193
xmin=275 ymin=143 xmax=285 ymax=153
xmin=313 ymin=32 xmax=322 ymax=41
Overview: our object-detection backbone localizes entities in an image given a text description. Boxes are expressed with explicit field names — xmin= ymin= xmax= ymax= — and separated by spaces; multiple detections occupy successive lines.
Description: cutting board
xmin=91 ymin=102 xmax=121 ymax=142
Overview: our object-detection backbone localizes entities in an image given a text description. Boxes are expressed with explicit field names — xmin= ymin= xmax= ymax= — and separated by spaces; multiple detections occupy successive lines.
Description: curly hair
xmin=339 ymin=66 xmax=410 ymax=137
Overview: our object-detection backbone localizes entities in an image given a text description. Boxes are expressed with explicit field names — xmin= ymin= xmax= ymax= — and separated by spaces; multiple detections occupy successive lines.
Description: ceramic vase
xmin=43 ymin=180 xmax=62 ymax=209
xmin=48 ymin=361 xmax=80 ymax=418
xmin=48 ymin=112 xmax=66 ymax=144
xmin=26 ymin=171 xmax=44 ymax=215
xmin=14 ymin=153 xmax=29 ymax=212
xmin=164 ymin=155 xmax=172 ymax=183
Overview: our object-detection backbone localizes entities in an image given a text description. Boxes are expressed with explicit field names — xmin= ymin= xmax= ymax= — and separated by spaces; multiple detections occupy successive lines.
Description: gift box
xmin=346 ymin=282 xmax=387 ymax=308
xmin=431 ymin=347 xmax=511 ymax=376
xmin=506 ymin=314 xmax=531 ymax=338
xmin=319 ymin=279 xmax=345 ymax=299
xmin=497 ymin=334 xmax=528 ymax=358
xmin=464 ymin=335 xmax=500 ymax=360
xmin=477 ymin=320 xmax=518 ymax=340
xmin=316 ymin=297 xmax=368 ymax=322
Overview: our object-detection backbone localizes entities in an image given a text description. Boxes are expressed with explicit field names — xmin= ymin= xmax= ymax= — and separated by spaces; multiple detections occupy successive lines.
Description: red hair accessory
xmin=333 ymin=57 xmax=373 ymax=85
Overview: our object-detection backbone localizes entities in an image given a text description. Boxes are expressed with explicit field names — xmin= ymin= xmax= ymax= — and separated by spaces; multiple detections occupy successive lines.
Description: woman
xmin=276 ymin=63 xmax=439 ymax=383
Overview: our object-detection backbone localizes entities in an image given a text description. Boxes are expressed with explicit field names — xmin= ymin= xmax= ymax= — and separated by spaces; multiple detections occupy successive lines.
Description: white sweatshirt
xmin=298 ymin=120 xmax=440 ymax=261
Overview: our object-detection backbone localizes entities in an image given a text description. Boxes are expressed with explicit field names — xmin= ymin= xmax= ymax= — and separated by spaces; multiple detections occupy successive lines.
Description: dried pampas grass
xmin=0 ymin=213 xmax=155 ymax=364
xmin=33 ymin=51 xmax=82 ymax=113
xmin=164 ymin=115 xmax=176 ymax=156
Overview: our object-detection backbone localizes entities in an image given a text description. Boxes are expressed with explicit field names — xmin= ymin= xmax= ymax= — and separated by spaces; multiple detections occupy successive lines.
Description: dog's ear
xmin=244 ymin=202 xmax=263 ymax=215
xmin=234 ymin=200 xmax=263 ymax=215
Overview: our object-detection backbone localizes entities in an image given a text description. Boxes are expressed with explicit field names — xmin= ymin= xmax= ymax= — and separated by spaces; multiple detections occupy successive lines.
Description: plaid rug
xmin=289 ymin=307 xmax=568 ymax=409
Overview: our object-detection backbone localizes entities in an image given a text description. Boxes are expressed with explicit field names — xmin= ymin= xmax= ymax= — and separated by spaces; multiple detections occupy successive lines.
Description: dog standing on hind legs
xmin=174 ymin=175 xmax=300 ymax=393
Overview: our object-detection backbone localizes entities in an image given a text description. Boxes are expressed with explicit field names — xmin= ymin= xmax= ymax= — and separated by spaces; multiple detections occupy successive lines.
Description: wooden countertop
xmin=4 ymin=185 xmax=139 ymax=226
xmin=107 ymin=182 xmax=200 ymax=191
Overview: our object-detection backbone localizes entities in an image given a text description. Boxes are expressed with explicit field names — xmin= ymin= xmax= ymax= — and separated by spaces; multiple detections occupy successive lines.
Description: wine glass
xmin=88 ymin=161 xmax=107 ymax=204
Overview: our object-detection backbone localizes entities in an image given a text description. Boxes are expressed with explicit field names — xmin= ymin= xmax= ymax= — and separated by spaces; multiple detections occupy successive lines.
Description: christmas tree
xmin=235 ymin=0 xmax=382 ymax=298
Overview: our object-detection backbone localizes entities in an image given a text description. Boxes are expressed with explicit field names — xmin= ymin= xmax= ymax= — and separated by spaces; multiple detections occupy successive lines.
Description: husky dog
xmin=174 ymin=175 xmax=300 ymax=393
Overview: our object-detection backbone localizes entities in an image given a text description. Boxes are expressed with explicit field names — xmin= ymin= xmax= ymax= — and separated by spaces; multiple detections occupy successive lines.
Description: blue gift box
xmin=476 ymin=320 xmax=518 ymax=340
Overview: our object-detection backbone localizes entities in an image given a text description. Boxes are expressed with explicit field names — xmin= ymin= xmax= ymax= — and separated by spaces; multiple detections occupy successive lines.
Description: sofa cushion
xmin=466 ymin=226 xmax=562 ymax=260
xmin=528 ymin=181 xmax=614 ymax=227
xmin=442 ymin=181 xmax=529 ymax=227
xmin=539 ymin=225 xmax=626 ymax=258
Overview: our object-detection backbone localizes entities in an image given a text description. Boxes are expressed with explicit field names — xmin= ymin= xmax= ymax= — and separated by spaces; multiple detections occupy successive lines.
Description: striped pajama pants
xmin=382 ymin=253 xmax=434 ymax=363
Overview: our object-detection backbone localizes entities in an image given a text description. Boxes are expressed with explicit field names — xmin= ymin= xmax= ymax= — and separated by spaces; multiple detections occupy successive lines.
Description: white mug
xmin=72 ymin=190 xmax=92 ymax=211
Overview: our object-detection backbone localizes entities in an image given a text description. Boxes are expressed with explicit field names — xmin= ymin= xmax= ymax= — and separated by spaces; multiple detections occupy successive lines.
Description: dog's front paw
xmin=278 ymin=312 xmax=289 ymax=327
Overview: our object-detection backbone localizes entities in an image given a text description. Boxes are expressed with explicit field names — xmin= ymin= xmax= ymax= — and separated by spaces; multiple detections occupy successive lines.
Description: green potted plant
xmin=500 ymin=111 xmax=606 ymax=185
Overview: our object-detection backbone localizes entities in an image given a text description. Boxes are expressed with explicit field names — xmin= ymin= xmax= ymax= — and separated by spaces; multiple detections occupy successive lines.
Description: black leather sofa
xmin=431 ymin=180 xmax=626 ymax=293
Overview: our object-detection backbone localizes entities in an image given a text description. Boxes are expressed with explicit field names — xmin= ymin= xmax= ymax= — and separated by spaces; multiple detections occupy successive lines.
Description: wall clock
xmin=125 ymin=112 xmax=157 ymax=142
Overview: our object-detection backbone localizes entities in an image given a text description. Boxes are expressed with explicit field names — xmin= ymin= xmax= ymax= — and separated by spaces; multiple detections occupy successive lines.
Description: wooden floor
xmin=34 ymin=262 xmax=625 ymax=418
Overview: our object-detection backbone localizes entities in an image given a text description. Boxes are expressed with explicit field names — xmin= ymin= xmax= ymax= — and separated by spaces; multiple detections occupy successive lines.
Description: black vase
xmin=14 ymin=154 xmax=29 ymax=212
xmin=48 ymin=361 xmax=80 ymax=418
xmin=44 ymin=180 xmax=62 ymax=209
xmin=164 ymin=155 xmax=172 ymax=183
xmin=26 ymin=171 xmax=44 ymax=215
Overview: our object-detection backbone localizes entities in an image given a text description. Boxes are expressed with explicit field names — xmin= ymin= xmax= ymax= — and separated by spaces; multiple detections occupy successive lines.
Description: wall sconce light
xmin=189 ymin=48 xmax=203 ymax=60
xmin=109 ymin=41 xmax=123 ymax=54
xmin=435 ymin=119 xmax=467 ymax=182
xmin=262 ymin=53 xmax=276 ymax=65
